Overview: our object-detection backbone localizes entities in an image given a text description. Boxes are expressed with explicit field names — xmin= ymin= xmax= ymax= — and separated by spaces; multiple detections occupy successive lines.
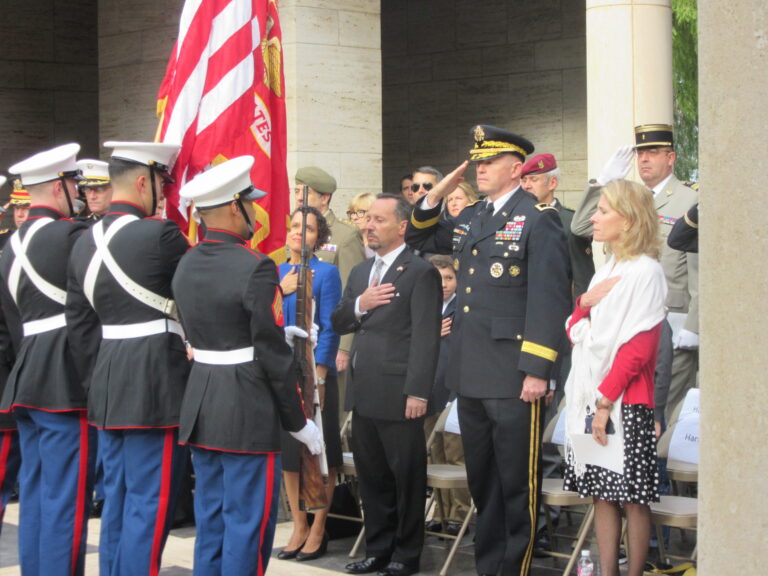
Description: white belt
xmin=193 ymin=347 xmax=255 ymax=365
xmin=23 ymin=313 xmax=67 ymax=337
xmin=102 ymin=318 xmax=184 ymax=340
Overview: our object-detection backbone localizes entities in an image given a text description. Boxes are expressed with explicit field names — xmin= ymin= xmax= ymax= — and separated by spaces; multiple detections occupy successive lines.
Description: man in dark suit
xmin=332 ymin=194 xmax=442 ymax=576
xmin=406 ymin=126 xmax=571 ymax=576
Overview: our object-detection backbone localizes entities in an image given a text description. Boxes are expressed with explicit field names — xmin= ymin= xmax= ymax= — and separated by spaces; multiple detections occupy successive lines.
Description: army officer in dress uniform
xmin=406 ymin=125 xmax=572 ymax=576
xmin=0 ymin=144 xmax=90 ymax=576
xmin=172 ymin=157 xmax=322 ymax=575
xmin=66 ymin=141 xmax=189 ymax=576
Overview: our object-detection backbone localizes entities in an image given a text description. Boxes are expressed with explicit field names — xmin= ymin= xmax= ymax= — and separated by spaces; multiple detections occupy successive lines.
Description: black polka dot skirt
xmin=564 ymin=403 xmax=660 ymax=505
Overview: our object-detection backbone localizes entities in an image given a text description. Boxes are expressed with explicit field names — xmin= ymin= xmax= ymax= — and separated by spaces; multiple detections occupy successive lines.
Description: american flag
xmin=157 ymin=0 xmax=289 ymax=256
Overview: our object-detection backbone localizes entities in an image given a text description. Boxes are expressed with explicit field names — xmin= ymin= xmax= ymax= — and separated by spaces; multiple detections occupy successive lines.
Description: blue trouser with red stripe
xmin=0 ymin=429 xmax=21 ymax=534
xmin=191 ymin=447 xmax=281 ymax=576
xmin=14 ymin=407 xmax=90 ymax=576
xmin=99 ymin=428 xmax=187 ymax=576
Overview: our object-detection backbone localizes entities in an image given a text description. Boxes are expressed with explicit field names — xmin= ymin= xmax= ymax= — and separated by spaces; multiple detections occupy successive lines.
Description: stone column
xmin=280 ymin=0 xmax=382 ymax=211
xmin=585 ymin=0 xmax=673 ymax=177
xmin=698 ymin=2 xmax=768 ymax=572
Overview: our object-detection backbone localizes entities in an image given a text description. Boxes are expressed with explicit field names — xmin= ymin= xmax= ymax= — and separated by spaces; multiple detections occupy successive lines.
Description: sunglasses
xmin=410 ymin=182 xmax=434 ymax=193
xmin=346 ymin=209 xmax=368 ymax=219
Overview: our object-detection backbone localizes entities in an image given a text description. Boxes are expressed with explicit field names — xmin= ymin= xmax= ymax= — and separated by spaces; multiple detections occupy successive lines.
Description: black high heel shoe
xmin=277 ymin=537 xmax=307 ymax=560
xmin=295 ymin=532 xmax=329 ymax=562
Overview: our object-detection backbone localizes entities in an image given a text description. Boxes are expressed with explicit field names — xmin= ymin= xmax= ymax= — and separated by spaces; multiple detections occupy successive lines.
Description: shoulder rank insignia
xmin=683 ymin=181 xmax=700 ymax=191
xmin=535 ymin=203 xmax=557 ymax=212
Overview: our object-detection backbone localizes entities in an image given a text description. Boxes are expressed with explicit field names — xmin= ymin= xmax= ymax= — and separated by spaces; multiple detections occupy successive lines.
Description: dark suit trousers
xmin=351 ymin=411 xmax=426 ymax=567
xmin=459 ymin=396 xmax=544 ymax=576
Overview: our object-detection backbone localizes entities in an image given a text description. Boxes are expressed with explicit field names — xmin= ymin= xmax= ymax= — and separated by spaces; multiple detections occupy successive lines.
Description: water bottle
xmin=577 ymin=549 xmax=594 ymax=576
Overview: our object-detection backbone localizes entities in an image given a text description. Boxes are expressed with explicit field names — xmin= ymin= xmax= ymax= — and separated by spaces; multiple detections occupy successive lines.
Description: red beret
xmin=521 ymin=153 xmax=557 ymax=177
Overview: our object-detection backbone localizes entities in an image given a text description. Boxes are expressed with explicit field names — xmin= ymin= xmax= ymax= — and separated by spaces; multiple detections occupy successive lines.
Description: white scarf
xmin=564 ymin=254 xmax=667 ymax=477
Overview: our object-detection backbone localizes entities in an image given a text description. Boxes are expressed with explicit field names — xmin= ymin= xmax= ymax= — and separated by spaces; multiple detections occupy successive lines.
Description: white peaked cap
xmin=180 ymin=156 xmax=266 ymax=208
xmin=9 ymin=143 xmax=81 ymax=186
xmin=76 ymin=159 xmax=111 ymax=186
xmin=104 ymin=141 xmax=180 ymax=171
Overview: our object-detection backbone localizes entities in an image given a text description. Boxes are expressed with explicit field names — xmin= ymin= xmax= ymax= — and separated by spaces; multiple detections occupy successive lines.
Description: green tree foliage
xmin=672 ymin=0 xmax=698 ymax=181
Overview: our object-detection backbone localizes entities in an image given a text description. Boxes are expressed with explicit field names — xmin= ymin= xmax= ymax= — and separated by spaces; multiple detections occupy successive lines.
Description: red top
xmin=567 ymin=297 xmax=661 ymax=407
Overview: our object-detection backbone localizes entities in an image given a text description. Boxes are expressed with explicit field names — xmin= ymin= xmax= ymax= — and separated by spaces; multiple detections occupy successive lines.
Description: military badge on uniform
xmin=495 ymin=220 xmax=525 ymax=242
xmin=508 ymin=244 xmax=520 ymax=252
xmin=509 ymin=265 xmax=521 ymax=277
xmin=658 ymin=215 xmax=677 ymax=226
xmin=453 ymin=258 xmax=460 ymax=271
xmin=490 ymin=262 xmax=504 ymax=278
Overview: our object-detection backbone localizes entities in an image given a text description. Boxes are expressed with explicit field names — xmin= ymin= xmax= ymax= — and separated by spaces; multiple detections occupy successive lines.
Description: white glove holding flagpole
xmin=284 ymin=323 xmax=319 ymax=348
xmin=597 ymin=145 xmax=634 ymax=186
xmin=290 ymin=419 xmax=323 ymax=455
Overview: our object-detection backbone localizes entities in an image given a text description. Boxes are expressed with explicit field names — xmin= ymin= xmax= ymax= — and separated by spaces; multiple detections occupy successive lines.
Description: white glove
xmin=675 ymin=328 xmax=700 ymax=350
xmin=597 ymin=145 xmax=634 ymax=186
xmin=284 ymin=324 xmax=319 ymax=349
xmin=289 ymin=419 xmax=323 ymax=455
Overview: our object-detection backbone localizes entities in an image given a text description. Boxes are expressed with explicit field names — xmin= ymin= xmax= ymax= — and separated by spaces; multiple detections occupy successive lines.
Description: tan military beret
xmin=295 ymin=166 xmax=337 ymax=195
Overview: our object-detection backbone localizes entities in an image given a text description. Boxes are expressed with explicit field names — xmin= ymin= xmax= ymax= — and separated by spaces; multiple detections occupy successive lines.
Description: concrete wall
xmin=98 ymin=0 xmax=183 ymax=152
xmin=381 ymin=0 xmax=587 ymax=207
xmin=281 ymin=0 xmax=382 ymax=214
xmin=698 ymin=1 xmax=768 ymax=572
xmin=0 ymin=0 xmax=99 ymax=207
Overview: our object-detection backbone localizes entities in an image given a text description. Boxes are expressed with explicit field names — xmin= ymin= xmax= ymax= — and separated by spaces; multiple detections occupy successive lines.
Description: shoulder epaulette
xmin=535 ymin=203 xmax=558 ymax=212
xmin=683 ymin=181 xmax=700 ymax=191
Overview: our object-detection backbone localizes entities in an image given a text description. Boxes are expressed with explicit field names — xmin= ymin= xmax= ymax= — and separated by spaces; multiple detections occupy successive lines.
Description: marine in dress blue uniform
xmin=0 ymin=144 xmax=91 ymax=576
xmin=406 ymin=126 xmax=572 ymax=576
xmin=66 ymin=141 xmax=189 ymax=576
xmin=171 ymin=157 xmax=322 ymax=576
xmin=0 ymin=175 xmax=21 ymax=533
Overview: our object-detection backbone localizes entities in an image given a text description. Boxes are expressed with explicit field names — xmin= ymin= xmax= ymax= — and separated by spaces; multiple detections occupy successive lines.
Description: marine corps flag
xmin=156 ymin=0 xmax=289 ymax=256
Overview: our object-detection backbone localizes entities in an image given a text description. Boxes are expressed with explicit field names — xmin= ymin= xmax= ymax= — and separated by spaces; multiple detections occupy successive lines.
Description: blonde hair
xmin=348 ymin=192 xmax=375 ymax=212
xmin=454 ymin=182 xmax=479 ymax=204
xmin=601 ymin=179 xmax=660 ymax=260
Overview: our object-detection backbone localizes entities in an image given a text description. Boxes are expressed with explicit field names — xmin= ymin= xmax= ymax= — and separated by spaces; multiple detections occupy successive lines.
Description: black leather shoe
xmin=424 ymin=520 xmax=442 ymax=533
xmin=377 ymin=561 xmax=419 ymax=576
xmin=277 ymin=538 xmax=307 ymax=560
xmin=345 ymin=556 xmax=390 ymax=574
xmin=296 ymin=532 xmax=329 ymax=561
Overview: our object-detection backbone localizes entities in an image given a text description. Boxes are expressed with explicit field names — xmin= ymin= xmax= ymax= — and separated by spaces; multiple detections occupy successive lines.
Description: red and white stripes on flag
xmin=157 ymin=0 xmax=289 ymax=256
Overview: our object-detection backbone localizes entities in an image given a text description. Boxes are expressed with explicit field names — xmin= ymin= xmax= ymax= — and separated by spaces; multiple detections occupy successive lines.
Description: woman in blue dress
xmin=277 ymin=206 xmax=343 ymax=562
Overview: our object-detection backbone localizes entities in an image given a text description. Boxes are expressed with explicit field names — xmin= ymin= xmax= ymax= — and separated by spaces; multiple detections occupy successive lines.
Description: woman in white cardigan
xmin=563 ymin=179 xmax=667 ymax=576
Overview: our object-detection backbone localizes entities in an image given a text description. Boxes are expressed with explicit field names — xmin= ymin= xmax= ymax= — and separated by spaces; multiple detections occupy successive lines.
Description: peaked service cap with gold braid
xmin=469 ymin=125 xmax=534 ymax=162
xmin=634 ymin=124 xmax=674 ymax=149
xmin=76 ymin=159 xmax=111 ymax=187
xmin=10 ymin=178 xmax=31 ymax=206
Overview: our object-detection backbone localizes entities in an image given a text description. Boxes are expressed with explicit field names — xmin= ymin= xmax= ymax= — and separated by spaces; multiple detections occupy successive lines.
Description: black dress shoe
xmin=377 ymin=561 xmax=419 ymax=576
xmin=345 ymin=556 xmax=390 ymax=574
xmin=424 ymin=520 xmax=442 ymax=533
xmin=277 ymin=538 xmax=307 ymax=560
xmin=296 ymin=532 xmax=329 ymax=561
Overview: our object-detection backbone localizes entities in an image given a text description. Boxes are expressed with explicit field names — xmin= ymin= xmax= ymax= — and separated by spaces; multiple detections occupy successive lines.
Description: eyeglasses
xmin=410 ymin=182 xmax=434 ymax=193
xmin=346 ymin=209 xmax=368 ymax=219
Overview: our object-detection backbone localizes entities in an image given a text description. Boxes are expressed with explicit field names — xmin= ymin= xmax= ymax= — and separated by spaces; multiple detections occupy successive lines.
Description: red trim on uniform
xmin=146 ymin=217 xmax=164 ymax=221
xmin=7 ymin=404 xmax=86 ymax=414
xmin=70 ymin=413 xmax=89 ymax=575
xmin=107 ymin=201 xmax=146 ymax=215
xmin=184 ymin=441 xmax=281 ymax=455
xmin=149 ymin=429 xmax=175 ymax=576
xmin=0 ymin=431 xmax=12 ymax=520
xmin=100 ymin=424 xmax=179 ymax=431
xmin=28 ymin=205 xmax=68 ymax=218
xmin=272 ymin=287 xmax=284 ymax=327
xmin=205 ymin=228 xmax=248 ymax=243
xmin=237 ymin=244 xmax=263 ymax=259
xmin=257 ymin=453 xmax=276 ymax=576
